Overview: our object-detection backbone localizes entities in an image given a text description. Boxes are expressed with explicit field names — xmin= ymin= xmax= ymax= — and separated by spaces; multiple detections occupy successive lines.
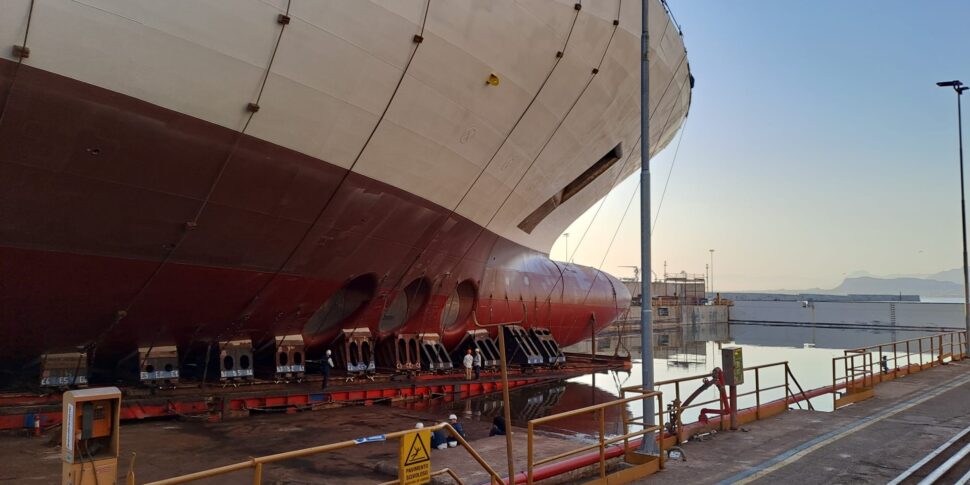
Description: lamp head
xmin=937 ymin=80 xmax=963 ymax=87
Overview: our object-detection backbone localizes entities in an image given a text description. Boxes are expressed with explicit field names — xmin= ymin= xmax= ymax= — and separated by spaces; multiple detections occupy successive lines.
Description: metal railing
xmin=845 ymin=331 xmax=967 ymax=382
xmin=526 ymin=387 xmax=664 ymax=485
xmin=378 ymin=468 xmax=463 ymax=485
xmin=831 ymin=330 xmax=967 ymax=409
xmin=651 ymin=361 xmax=812 ymax=443
xmin=831 ymin=353 xmax=874 ymax=409
xmin=139 ymin=422 xmax=501 ymax=485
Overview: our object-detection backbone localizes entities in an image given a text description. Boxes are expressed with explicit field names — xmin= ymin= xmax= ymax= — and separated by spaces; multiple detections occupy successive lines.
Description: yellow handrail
xmin=526 ymin=387 xmax=665 ymax=485
xmin=621 ymin=361 xmax=813 ymax=443
xmin=141 ymin=422 xmax=501 ymax=485
xmin=831 ymin=330 xmax=967 ymax=409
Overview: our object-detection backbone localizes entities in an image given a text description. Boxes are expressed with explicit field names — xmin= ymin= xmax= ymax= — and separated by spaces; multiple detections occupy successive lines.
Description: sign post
xmin=399 ymin=429 xmax=432 ymax=485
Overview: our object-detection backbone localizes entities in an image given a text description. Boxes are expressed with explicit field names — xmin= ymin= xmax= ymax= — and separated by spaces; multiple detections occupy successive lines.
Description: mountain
xmin=827 ymin=276 xmax=963 ymax=297
xmin=927 ymin=268 xmax=964 ymax=284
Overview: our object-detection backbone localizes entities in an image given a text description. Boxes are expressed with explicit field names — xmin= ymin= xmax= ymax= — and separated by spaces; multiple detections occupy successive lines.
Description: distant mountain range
xmin=768 ymin=268 xmax=965 ymax=297
xmin=825 ymin=276 xmax=963 ymax=297
xmin=846 ymin=268 xmax=963 ymax=284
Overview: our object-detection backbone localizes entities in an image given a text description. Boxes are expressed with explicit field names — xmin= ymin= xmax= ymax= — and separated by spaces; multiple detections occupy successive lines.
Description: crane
xmin=618 ymin=265 xmax=640 ymax=283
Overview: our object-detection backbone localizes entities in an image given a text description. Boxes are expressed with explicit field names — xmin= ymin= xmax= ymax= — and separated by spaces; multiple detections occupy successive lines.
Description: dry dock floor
xmin=2 ymin=361 xmax=968 ymax=484
xmin=653 ymin=359 xmax=970 ymax=484
xmin=0 ymin=396 xmax=579 ymax=484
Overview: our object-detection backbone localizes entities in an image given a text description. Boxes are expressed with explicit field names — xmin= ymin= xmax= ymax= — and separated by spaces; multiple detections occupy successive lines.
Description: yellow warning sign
xmin=399 ymin=429 xmax=432 ymax=485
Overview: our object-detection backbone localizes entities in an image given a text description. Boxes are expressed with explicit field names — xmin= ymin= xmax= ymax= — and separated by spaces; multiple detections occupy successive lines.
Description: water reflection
xmin=403 ymin=322 xmax=948 ymax=439
xmin=565 ymin=321 xmax=732 ymax=373
xmin=416 ymin=379 xmax=629 ymax=439
xmin=731 ymin=322 xmax=938 ymax=349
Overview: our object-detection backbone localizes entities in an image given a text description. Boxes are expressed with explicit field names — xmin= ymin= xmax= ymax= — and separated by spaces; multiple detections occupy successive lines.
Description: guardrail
xmin=378 ymin=468 xmax=463 ymax=485
xmin=832 ymin=330 xmax=967 ymax=409
xmin=526 ymin=387 xmax=665 ymax=485
xmin=831 ymin=353 xmax=875 ymax=409
xmin=651 ymin=361 xmax=812 ymax=444
xmin=846 ymin=331 xmax=966 ymax=380
xmin=138 ymin=422 xmax=501 ymax=485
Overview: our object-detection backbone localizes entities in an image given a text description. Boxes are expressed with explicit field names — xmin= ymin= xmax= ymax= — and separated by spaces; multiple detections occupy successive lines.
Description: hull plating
xmin=0 ymin=60 xmax=629 ymax=373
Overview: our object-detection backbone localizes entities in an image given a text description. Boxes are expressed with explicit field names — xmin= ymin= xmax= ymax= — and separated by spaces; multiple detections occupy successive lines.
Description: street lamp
xmin=709 ymin=249 xmax=715 ymax=299
xmin=937 ymin=80 xmax=970 ymax=340
xmin=563 ymin=232 xmax=570 ymax=262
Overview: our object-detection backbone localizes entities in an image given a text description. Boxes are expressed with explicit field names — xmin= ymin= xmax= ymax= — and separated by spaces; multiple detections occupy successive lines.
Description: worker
xmin=430 ymin=425 xmax=449 ymax=450
xmin=473 ymin=348 xmax=482 ymax=380
xmin=489 ymin=415 xmax=506 ymax=436
xmin=880 ymin=355 xmax=890 ymax=374
xmin=321 ymin=349 xmax=334 ymax=390
xmin=447 ymin=414 xmax=465 ymax=447
xmin=462 ymin=349 xmax=473 ymax=380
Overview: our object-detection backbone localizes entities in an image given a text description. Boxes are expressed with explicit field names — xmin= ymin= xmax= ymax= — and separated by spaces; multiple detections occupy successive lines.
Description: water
xmin=420 ymin=322 xmax=949 ymax=438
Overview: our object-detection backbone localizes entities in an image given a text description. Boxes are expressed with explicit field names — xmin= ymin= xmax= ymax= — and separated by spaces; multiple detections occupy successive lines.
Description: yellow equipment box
xmin=62 ymin=387 xmax=121 ymax=485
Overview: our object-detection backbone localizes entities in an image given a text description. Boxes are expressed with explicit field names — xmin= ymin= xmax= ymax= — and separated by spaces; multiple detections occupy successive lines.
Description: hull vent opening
xmin=440 ymin=279 xmax=478 ymax=330
xmin=517 ymin=143 xmax=623 ymax=234
xmin=380 ymin=277 xmax=431 ymax=332
xmin=303 ymin=274 xmax=378 ymax=336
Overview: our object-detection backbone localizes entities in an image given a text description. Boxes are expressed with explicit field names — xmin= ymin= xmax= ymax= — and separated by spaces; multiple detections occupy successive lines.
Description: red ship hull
xmin=0 ymin=59 xmax=629 ymax=378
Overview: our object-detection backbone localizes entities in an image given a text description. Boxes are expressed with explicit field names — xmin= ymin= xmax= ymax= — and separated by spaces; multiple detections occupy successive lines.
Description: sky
xmin=550 ymin=0 xmax=970 ymax=292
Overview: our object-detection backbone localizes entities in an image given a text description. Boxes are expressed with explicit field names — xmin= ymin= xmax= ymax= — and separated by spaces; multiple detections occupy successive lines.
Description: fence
xmin=526 ymin=387 xmax=665 ymax=484
xmin=139 ymin=422 xmax=501 ymax=485
xmin=649 ymin=361 xmax=812 ymax=444
xmin=831 ymin=331 xmax=967 ymax=410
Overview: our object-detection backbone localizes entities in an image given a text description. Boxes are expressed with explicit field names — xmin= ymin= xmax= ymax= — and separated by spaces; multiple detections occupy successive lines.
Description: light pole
xmin=563 ymin=232 xmax=570 ymax=262
xmin=709 ymin=249 xmax=715 ymax=300
xmin=638 ymin=0 xmax=656 ymax=454
xmin=705 ymin=263 xmax=709 ymax=296
xmin=937 ymin=80 xmax=970 ymax=341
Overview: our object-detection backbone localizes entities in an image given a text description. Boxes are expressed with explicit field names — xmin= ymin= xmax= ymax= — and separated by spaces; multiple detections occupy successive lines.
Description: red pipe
xmin=503 ymin=383 xmax=835 ymax=484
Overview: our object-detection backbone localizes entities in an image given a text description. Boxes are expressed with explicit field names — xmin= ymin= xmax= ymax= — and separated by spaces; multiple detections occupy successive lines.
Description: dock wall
xmin=729 ymin=300 xmax=964 ymax=329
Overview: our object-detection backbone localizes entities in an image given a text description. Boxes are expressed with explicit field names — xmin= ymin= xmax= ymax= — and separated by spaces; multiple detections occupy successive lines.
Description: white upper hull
xmin=1 ymin=0 xmax=690 ymax=254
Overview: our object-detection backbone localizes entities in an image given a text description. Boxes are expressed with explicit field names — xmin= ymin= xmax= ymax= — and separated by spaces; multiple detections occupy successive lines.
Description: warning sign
xmin=399 ymin=429 xmax=431 ymax=485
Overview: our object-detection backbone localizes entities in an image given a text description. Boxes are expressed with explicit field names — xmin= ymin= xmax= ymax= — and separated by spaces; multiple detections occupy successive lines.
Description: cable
xmin=375 ymin=1 xmax=587 ymax=316
xmin=224 ymin=0 xmax=433 ymax=347
xmin=82 ymin=440 xmax=101 ymax=485
xmin=652 ymin=117 xmax=688 ymax=233
xmin=0 ymin=0 xmax=34 ymax=126
xmin=91 ymin=0 xmax=296 ymax=363
xmin=535 ymin=11 xmax=691 ymax=329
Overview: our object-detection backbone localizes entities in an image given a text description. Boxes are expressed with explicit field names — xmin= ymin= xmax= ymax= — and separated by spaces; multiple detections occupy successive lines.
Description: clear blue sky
xmin=555 ymin=0 xmax=970 ymax=291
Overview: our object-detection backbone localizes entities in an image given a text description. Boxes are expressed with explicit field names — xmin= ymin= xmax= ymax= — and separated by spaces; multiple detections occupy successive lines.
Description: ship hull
xmin=0 ymin=60 xmax=627 ymax=374
xmin=0 ymin=0 xmax=689 ymax=381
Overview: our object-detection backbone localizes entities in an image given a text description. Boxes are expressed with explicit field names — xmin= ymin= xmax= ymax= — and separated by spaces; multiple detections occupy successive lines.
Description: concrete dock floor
xmin=0 ymin=396 xmax=583 ymax=484
xmin=3 ymin=361 xmax=967 ymax=484
xmin=652 ymin=360 xmax=970 ymax=484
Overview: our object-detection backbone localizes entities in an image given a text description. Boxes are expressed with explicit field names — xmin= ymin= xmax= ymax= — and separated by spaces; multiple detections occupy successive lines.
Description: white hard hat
xmin=326 ymin=349 xmax=332 ymax=355
xmin=448 ymin=414 xmax=458 ymax=421
xmin=415 ymin=422 xmax=424 ymax=429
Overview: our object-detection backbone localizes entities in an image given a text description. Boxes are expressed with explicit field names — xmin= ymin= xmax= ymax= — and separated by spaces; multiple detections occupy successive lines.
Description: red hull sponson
xmin=0 ymin=60 xmax=629 ymax=377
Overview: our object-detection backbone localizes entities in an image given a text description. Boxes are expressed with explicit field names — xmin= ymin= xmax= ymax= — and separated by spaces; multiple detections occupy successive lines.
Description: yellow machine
xmin=62 ymin=387 xmax=121 ymax=485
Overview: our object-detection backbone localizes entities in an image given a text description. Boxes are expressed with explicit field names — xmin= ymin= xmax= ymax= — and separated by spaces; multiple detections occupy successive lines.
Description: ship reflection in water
xmin=437 ymin=380 xmax=629 ymax=439
xmin=404 ymin=321 xmax=948 ymax=437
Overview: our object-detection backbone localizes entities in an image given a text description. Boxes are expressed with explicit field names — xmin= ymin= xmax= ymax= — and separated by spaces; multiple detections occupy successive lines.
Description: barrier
xmin=650 ymin=361 xmax=812 ymax=444
xmin=831 ymin=353 xmax=874 ymax=409
xmin=139 ymin=422 xmax=501 ymax=485
xmin=830 ymin=330 xmax=967 ymax=409
xmin=846 ymin=330 xmax=966 ymax=382
xmin=526 ymin=387 xmax=664 ymax=484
